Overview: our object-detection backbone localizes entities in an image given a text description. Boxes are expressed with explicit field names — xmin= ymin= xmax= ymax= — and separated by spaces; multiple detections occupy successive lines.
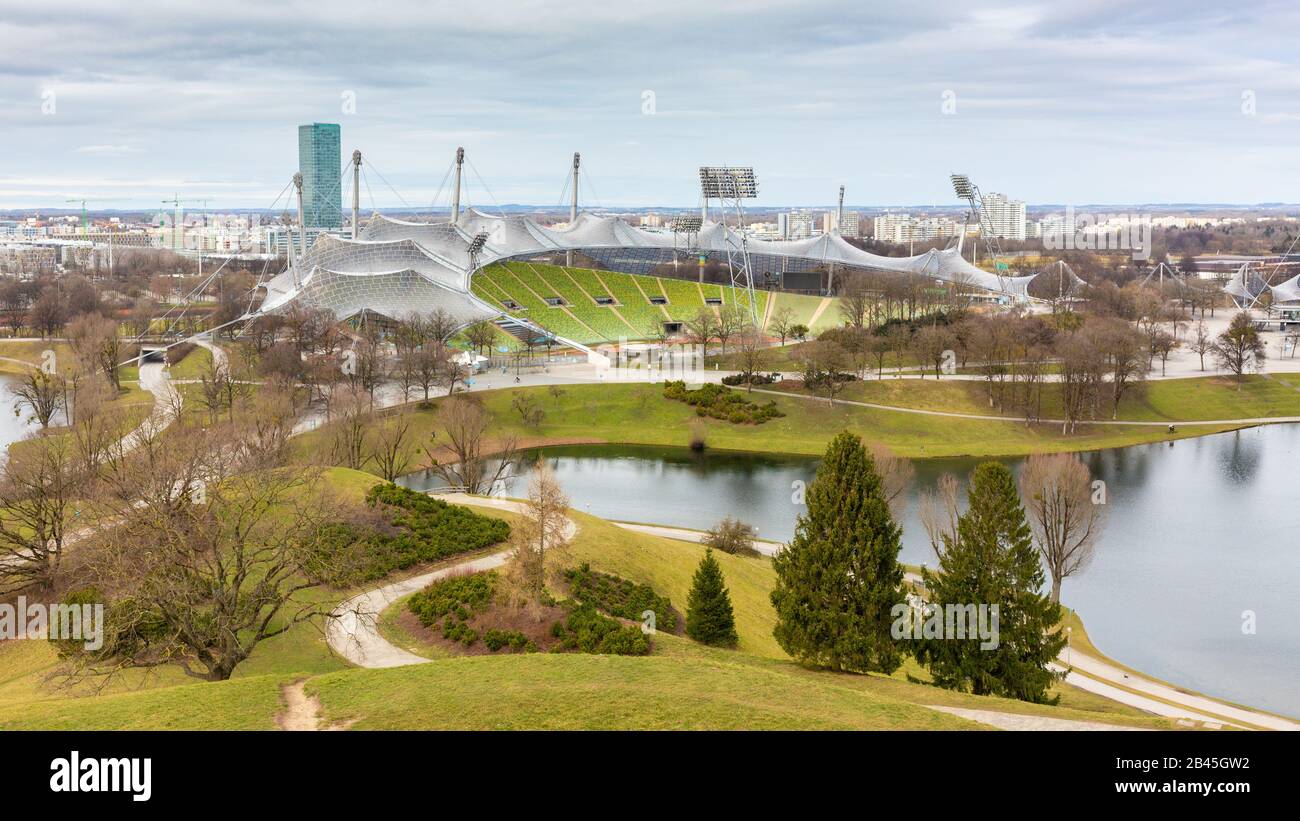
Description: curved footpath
xmin=753 ymin=387 xmax=1300 ymax=429
xmin=325 ymin=495 xmax=1297 ymax=731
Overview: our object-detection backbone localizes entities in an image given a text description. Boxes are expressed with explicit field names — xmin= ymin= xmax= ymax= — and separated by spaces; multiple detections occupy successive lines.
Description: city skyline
xmin=3 ymin=1 xmax=1300 ymax=210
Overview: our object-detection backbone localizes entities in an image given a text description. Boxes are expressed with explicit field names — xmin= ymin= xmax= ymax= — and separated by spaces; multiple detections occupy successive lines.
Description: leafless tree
xmin=368 ymin=407 xmax=418 ymax=481
xmin=10 ymin=368 xmax=65 ymax=429
xmin=918 ymin=472 xmax=960 ymax=561
xmin=1191 ymin=320 xmax=1214 ymax=370
xmin=868 ymin=443 xmax=914 ymax=519
xmin=768 ymin=306 xmax=796 ymax=345
xmin=506 ymin=461 xmax=570 ymax=602
xmin=733 ymin=330 xmax=771 ymax=391
xmin=425 ymin=395 xmax=516 ymax=494
xmin=0 ymin=434 xmax=80 ymax=594
xmin=1213 ymin=311 xmax=1266 ymax=389
xmin=1019 ymin=452 xmax=1105 ymax=603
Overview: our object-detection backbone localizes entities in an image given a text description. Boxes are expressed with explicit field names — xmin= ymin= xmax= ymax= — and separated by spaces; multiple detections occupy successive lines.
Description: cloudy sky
xmin=2 ymin=0 xmax=1300 ymax=210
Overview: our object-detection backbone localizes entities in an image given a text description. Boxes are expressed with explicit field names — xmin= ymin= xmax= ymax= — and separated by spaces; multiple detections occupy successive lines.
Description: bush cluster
xmin=720 ymin=372 xmax=779 ymax=386
xmin=563 ymin=563 xmax=677 ymax=632
xmin=483 ymin=629 xmax=537 ymax=653
xmin=343 ymin=484 xmax=510 ymax=581
xmin=550 ymin=604 xmax=650 ymax=655
xmin=662 ymin=381 xmax=784 ymax=425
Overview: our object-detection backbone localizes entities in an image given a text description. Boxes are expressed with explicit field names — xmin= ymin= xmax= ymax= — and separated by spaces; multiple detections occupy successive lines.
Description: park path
xmin=324 ymin=496 xmax=575 ymax=669
xmin=323 ymin=495 xmax=1287 ymax=732
xmin=600 ymin=522 xmax=1297 ymax=730
xmin=752 ymin=386 xmax=1300 ymax=428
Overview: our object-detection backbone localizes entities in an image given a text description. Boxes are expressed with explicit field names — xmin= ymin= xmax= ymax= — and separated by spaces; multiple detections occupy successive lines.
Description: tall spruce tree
xmin=686 ymin=549 xmax=738 ymax=647
xmin=914 ymin=461 xmax=1067 ymax=703
xmin=771 ymin=431 xmax=904 ymax=673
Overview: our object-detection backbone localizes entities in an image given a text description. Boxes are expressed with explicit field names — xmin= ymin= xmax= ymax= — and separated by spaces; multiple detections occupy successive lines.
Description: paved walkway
xmin=325 ymin=495 xmax=576 ymax=669
xmin=595 ymin=519 xmax=1296 ymax=730
xmin=926 ymin=705 xmax=1150 ymax=731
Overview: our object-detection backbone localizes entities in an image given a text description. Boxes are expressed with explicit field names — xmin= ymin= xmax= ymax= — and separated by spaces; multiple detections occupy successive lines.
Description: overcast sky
xmin=2 ymin=0 xmax=1300 ymax=211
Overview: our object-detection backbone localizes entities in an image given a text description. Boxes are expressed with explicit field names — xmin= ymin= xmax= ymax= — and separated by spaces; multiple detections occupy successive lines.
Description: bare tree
xmin=1018 ymin=452 xmax=1105 ymax=603
xmin=1213 ymin=311 xmax=1266 ymax=389
xmin=685 ymin=307 xmax=720 ymax=359
xmin=1191 ymin=320 xmax=1213 ymax=371
xmin=425 ymin=395 xmax=516 ymax=494
xmin=78 ymin=450 xmax=366 ymax=682
xmin=868 ymin=443 xmax=914 ymax=519
xmin=10 ymin=368 xmax=65 ymax=429
xmin=0 ymin=434 xmax=80 ymax=594
xmin=506 ymin=461 xmax=570 ymax=602
xmin=733 ymin=330 xmax=771 ymax=391
xmin=368 ymin=407 xmax=418 ymax=482
xmin=918 ymin=472 xmax=961 ymax=561
xmin=715 ymin=304 xmax=747 ymax=355
xmin=768 ymin=306 xmax=796 ymax=345
xmin=796 ymin=339 xmax=849 ymax=404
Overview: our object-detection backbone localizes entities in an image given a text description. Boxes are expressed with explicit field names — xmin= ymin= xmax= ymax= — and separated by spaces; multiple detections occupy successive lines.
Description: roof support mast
xmin=293 ymin=172 xmax=306 ymax=287
xmin=451 ymin=147 xmax=464 ymax=225
xmin=828 ymin=184 xmax=845 ymax=294
xmin=567 ymin=152 xmax=580 ymax=267
xmin=351 ymin=150 xmax=362 ymax=240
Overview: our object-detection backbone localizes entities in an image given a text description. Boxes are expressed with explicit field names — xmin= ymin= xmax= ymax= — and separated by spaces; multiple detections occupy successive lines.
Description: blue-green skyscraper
xmin=298 ymin=123 xmax=341 ymax=229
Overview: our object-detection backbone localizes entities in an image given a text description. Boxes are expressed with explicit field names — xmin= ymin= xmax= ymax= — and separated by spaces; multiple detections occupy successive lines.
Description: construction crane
xmin=65 ymin=198 xmax=109 ymax=235
xmin=160 ymin=195 xmax=204 ymax=253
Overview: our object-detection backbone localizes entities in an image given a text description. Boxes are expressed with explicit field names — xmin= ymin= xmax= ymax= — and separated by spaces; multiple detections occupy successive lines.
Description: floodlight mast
xmin=451 ymin=147 xmax=464 ymax=225
xmin=950 ymin=172 xmax=1006 ymax=292
xmin=567 ymin=152 xmax=580 ymax=267
xmin=293 ymin=173 xmax=307 ymax=287
xmin=351 ymin=150 xmax=362 ymax=240
xmin=699 ymin=167 xmax=760 ymax=326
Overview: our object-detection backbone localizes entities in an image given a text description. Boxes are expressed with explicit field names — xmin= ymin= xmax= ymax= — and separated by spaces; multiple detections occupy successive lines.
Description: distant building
xmin=838 ymin=210 xmax=861 ymax=238
xmin=0 ymin=244 xmax=57 ymax=276
xmin=778 ymin=210 xmax=815 ymax=240
xmin=980 ymin=192 xmax=1026 ymax=240
xmin=298 ymin=123 xmax=342 ymax=230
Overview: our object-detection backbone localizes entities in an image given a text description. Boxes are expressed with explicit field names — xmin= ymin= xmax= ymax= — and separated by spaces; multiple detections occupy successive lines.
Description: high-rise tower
xmin=298 ymin=123 xmax=342 ymax=230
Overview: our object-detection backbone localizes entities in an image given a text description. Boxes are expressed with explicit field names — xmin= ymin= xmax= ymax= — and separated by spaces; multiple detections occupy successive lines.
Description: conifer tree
xmin=686 ymin=549 xmax=738 ymax=647
xmin=771 ymin=431 xmax=904 ymax=673
xmin=915 ymin=461 xmax=1067 ymax=703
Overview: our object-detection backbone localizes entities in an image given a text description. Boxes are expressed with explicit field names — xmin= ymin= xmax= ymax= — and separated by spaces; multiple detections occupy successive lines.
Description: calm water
xmin=0 ymin=373 xmax=68 ymax=453
xmin=401 ymin=428 xmax=1300 ymax=717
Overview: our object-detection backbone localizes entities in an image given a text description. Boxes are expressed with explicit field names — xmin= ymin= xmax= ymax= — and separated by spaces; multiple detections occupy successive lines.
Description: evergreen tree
xmin=686 ymin=549 xmax=738 ymax=647
xmin=771 ymin=431 xmax=904 ymax=673
xmin=914 ymin=462 xmax=1067 ymax=704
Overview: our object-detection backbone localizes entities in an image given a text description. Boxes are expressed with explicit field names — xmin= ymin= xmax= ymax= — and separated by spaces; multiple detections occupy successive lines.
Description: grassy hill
xmin=471 ymin=259 xmax=834 ymax=344
xmin=0 ymin=467 xmax=1177 ymax=731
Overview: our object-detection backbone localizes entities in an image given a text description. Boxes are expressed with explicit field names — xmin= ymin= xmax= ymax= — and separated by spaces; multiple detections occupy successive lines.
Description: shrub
xmin=563 ymin=563 xmax=677 ymax=632
xmin=686 ymin=549 xmax=739 ymax=648
xmin=703 ymin=516 xmax=758 ymax=556
xmin=341 ymin=484 xmax=510 ymax=581
xmin=407 ymin=571 xmax=497 ymax=628
xmin=721 ymin=372 xmax=778 ymax=386
xmin=662 ymin=380 xmax=784 ymax=424
xmin=551 ymin=604 xmax=650 ymax=655
xmin=483 ymin=629 xmax=537 ymax=653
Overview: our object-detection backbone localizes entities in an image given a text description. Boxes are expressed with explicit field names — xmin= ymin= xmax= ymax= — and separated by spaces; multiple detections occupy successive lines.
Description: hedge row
xmin=564 ymin=563 xmax=677 ymax=633
xmin=662 ymin=380 xmax=784 ymax=424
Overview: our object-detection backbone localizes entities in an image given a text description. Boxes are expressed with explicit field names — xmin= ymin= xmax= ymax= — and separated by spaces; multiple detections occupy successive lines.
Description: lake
xmin=400 ymin=426 xmax=1300 ymax=717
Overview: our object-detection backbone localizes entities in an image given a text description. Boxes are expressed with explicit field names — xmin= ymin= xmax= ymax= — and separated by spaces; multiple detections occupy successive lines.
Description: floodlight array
xmin=671 ymin=215 xmax=703 ymax=232
xmin=468 ymin=231 xmax=490 ymax=255
xmin=949 ymin=174 xmax=974 ymax=199
xmin=699 ymin=167 xmax=758 ymax=199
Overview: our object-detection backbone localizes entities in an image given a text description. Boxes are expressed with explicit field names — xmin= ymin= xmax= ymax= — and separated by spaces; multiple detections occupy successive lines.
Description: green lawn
xmin=831 ymin=373 xmax=1300 ymax=423
xmin=295 ymin=381 xmax=1247 ymax=465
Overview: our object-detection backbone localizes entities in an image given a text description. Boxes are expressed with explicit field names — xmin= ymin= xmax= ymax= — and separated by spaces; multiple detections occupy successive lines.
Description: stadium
xmin=255 ymin=157 xmax=1067 ymax=348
